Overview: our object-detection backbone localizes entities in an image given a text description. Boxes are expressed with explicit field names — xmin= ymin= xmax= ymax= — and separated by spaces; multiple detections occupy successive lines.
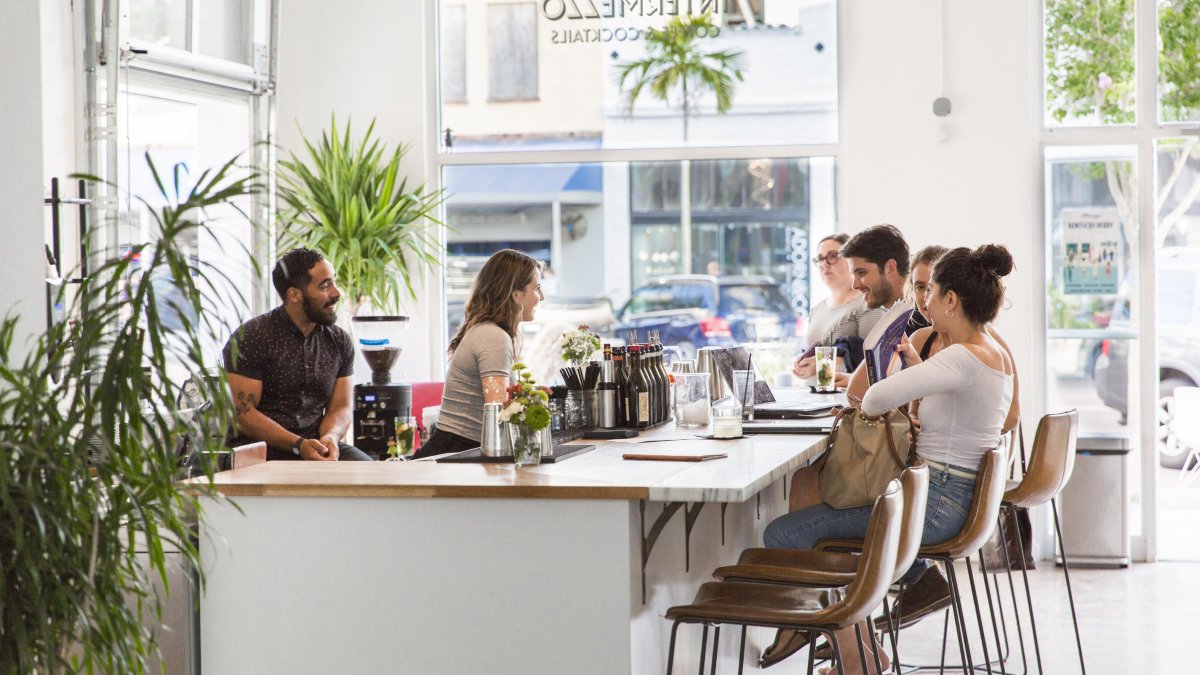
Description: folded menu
xmin=622 ymin=452 xmax=727 ymax=462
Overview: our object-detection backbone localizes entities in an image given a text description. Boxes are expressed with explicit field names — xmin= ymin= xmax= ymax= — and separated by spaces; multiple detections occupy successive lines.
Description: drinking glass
xmin=390 ymin=416 xmax=417 ymax=460
xmin=710 ymin=402 xmax=743 ymax=439
xmin=673 ymin=372 xmax=711 ymax=428
xmin=814 ymin=346 xmax=837 ymax=392
xmin=731 ymin=369 xmax=756 ymax=415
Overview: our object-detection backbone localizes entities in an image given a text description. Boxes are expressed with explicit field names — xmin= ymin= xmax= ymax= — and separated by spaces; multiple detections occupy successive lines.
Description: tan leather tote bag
xmin=817 ymin=403 xmax=916 ymax=509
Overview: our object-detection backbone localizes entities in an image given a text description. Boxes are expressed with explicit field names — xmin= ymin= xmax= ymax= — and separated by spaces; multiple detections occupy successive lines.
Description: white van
xmin=1094 ymin=247 xmax=1200 ymax=468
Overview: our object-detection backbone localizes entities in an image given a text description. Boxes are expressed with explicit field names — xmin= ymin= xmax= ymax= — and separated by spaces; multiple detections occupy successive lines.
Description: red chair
xmin=410 ymin=381 xmax=445 ymax=444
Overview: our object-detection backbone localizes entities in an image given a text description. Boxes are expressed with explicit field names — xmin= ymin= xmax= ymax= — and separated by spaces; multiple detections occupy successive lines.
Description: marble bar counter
xmin=197 ymin=424 xmax=828 ymax=675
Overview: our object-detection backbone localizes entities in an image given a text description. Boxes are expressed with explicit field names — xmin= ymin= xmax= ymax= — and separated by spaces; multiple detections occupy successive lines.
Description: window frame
xmin=1038 ymin=0 xmax=1200 ymax=563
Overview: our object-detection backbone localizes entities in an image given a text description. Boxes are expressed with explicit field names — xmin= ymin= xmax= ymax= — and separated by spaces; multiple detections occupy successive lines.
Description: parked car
xmin=1094 ymin=247 xmax=1200 ymax=468
xmin=614 ymin=275 xmax=799 ymax=358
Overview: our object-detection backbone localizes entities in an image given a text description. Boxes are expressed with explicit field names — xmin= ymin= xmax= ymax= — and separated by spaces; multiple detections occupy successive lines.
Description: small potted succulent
xmin=498 ymin=363 xmax=552 ymax=466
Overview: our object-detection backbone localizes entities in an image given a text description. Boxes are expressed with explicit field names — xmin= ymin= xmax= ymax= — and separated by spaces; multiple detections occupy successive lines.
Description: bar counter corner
xmin=195 ymin=427 xmax=826 ymax=674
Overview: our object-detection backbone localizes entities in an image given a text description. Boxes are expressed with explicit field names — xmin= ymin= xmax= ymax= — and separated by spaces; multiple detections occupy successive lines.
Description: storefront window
xmin=439 ymin=0 xmax=838 ymax=150
xmin=443 ymin=156 xmax=831 ymax=371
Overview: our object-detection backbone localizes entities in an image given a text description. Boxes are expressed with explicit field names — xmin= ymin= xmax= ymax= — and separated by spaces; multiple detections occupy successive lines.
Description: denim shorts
xmin=763 ymin=465 xmax=976 ymax=582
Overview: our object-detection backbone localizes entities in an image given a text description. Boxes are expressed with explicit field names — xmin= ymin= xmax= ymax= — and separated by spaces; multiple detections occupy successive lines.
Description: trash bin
xmin=1058 ymin=432 xmax=1131 ymax=567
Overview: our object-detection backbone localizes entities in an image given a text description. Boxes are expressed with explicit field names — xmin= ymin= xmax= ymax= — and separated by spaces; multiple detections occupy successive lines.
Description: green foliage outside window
xmin=1045 ymin=0 xmax=1200 ymax=246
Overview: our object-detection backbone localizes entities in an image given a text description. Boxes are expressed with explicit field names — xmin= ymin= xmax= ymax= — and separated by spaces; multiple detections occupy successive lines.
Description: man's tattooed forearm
xmin=235 ymin=391 xmax=257 ymax=415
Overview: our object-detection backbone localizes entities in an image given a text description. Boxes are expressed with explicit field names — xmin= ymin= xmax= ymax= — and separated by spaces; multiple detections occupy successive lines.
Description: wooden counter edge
xmin=201 ymin=483 xmax=650 ymax=499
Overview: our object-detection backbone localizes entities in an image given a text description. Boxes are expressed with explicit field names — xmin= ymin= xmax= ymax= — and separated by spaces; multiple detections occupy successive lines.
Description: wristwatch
xmin=291 ymin=437 xmax=304 ymax=456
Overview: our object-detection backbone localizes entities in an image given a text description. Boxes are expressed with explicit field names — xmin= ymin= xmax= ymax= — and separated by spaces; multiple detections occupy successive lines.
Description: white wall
xmin=839 ymin=0 xmax=1042 ymax=421
xmin=276 ymin=0 xmax=440 ymax=380
xmin=0 ymin=2 xmax=51 ymax=358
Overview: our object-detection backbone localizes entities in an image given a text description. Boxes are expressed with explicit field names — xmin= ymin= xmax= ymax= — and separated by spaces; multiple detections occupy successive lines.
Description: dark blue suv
xmin=615 ymin=275 xmax=799 ymax=357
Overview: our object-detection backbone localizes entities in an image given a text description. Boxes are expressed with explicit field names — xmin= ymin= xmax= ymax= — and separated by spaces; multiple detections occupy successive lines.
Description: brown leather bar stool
xmin=818 ymin=447 xmax=1007 ymax=674
xmin=711 ymin=463 xmax=930 ymax=669
xmin=663 ymin=481 xmax=905 ymax=675
xmin=996 ymin=410 xmax=1083 ymax=675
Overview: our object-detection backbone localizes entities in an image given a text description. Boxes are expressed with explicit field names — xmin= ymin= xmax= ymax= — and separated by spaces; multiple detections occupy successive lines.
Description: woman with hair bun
xmin=416 ymin=249 xmax=543 ymax=458
xmin=760 ymin=244 xmax=1017 ymax=675
xmin=905 ymin=245 xmax=1020 ymax=433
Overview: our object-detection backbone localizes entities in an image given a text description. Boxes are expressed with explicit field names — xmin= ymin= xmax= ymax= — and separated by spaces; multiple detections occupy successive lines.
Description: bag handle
xmin=880 ymin=410 xmax=908 ymax=470
xmin=812 ymin=405 xmax=856 ymax=472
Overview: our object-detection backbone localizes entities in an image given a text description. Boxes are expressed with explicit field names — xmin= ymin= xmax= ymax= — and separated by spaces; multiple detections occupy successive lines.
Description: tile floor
xmin=771 ymin=560 xmax=1197 ymax=674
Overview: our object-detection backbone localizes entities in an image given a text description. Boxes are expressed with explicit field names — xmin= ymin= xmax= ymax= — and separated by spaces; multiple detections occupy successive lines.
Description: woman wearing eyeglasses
xmin=792 ymin=233 xmax=885 ymax=384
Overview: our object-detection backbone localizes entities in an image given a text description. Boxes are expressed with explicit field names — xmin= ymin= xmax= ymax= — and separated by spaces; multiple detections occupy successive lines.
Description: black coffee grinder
xmin=351 ymin=316 xmax=412 ymax=459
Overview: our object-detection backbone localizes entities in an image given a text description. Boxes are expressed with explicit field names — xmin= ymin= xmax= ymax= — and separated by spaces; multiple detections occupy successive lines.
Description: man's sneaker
xmin=874 ymin=566 xmax=953 ymax=632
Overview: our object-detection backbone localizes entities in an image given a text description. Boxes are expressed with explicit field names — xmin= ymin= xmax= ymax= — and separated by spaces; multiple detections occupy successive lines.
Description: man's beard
xmin=864 ymin=278 xmax=893 ymax=309
xmin=304 ymin=293 xmax=338 ymax=326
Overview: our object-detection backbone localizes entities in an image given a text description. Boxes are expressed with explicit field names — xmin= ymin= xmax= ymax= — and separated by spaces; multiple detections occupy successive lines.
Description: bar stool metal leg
xmin=977 ymin=554 xmax=1010 ymax=671
xmin=881 ymin=594 xmax=902 ymax=671
xmin=667 ymin=620 xmax=681 ymax=675
xmin=698 ymin=624 xmax=709 ymax=675
xmin=963 ymin=556 xmax=996 ymax=675
xmin=808 ymin=630 xmax=819 ymax=675
xmin=710 ymin=625 xmax=720 ymax=675
xmin=738 ymin=626 xmax=747 ymax=675
xmin=1051 ymin=498 xmax=1086 ymax=674
xmin=827 ymin=630 xmax=849 ymax=675
xmin=1009 ymin=508 xmax=1045 ymax=675
xmin=996 ymin=514 xmax=1030 ymax=675
xmin=944 ymin=559 xmax=977 ymax=673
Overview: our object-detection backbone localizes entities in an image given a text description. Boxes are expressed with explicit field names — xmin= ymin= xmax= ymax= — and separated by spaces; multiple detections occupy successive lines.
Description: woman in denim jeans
xmin=761 ymin=244 xmax=1018 ymax=675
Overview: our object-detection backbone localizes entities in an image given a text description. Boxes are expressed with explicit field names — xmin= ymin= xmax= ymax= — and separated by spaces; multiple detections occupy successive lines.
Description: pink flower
xmin=1097 ymin=72 xmax=1112 ymax=91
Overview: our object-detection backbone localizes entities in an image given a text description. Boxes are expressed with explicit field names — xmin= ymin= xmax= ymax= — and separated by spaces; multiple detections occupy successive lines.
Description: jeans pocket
xmin=926 ymin=494 xmax=970 ymax=542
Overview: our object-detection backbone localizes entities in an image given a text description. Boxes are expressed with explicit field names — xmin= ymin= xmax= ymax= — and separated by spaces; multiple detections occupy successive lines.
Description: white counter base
xmin=200 ymin=487 xmax=793 ymax=674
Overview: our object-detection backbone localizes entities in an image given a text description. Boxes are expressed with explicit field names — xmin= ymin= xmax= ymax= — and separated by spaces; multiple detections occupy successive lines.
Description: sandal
xmin=758 ymin=629 xmax=810 ymax=669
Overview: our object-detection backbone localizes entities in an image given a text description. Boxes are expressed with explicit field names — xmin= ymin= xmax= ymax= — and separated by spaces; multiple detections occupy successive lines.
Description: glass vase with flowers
xmin=499 ymin=363 xmax=552 ymax=466
xmin=561 ymin=324 xmax=602 ymax=367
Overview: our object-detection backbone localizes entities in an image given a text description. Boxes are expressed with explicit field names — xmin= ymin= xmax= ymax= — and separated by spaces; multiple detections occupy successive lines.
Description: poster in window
xmin=1062 ymin=209 xmax=1120 ymax=295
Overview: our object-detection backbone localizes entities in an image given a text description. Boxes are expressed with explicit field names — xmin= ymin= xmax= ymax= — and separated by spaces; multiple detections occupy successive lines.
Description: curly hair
xmin=272 ymin=248 xmax=326 ymax=300
xmin=448 ymin=249 xmax=541 ymax=355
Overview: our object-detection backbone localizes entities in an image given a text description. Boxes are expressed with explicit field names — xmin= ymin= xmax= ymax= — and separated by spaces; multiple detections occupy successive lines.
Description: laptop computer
xmin=741 ymin=418 xmax=836 ymax=435
xmin=701 ymin=345 xmax=843 ymax=419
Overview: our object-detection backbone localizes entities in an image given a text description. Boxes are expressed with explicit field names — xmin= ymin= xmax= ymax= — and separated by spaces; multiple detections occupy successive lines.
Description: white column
xmin=0 ymin=1 xmax=50 ymax=358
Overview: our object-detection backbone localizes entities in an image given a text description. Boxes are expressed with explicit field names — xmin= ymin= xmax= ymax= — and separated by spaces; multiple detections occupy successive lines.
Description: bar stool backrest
xmin=1004 ymin=410 xmax=1078 ymax=509
xmin=824 ymin=480 xmax=904 ymax=628
xmin=919 ymin=446 xmax=1007 ymax=559
xmin=891 ymin=463 xmax=930 ymax=584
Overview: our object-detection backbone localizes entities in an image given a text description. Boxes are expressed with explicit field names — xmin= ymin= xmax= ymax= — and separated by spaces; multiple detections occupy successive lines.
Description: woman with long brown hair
xmin=416 ymin=249 xmax=543 ymax=458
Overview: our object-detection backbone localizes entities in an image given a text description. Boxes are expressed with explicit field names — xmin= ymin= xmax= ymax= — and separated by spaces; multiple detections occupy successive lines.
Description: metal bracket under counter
xmin=636 ymin=473 xmax=790 ymax=604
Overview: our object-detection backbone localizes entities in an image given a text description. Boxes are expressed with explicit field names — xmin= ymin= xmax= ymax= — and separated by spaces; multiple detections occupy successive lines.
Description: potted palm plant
xmin=0 ymin=154 xmax=256 ymax=672
xmin=616 ymin=13 xmax=745 ymax=142
xmin=276 ymin=117 xmax=445 ymax=317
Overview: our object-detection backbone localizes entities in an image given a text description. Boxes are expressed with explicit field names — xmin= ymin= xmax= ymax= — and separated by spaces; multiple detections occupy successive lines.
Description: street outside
xmin=1052 ymin=374 xmax=1199 ymax=561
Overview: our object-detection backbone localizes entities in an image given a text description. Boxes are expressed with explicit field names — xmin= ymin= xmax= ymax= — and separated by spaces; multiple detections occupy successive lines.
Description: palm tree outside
xmin=616 ymin=14 xmax=745 ymax=143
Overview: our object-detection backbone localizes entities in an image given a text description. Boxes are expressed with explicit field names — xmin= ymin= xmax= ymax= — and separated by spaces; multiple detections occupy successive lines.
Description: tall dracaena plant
xmin=616 ymin=13 xmax=745 ymax=142
xmin=0 ymin=153 xmax=256 ymax=672
xmin=277 ymin=117 xmax=444 ymax=317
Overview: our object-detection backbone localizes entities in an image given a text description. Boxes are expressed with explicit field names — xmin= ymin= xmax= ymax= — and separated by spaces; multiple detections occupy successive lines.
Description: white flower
xmin=499 ymin=401 xmax=524 ymax=422
xmin=1097 ymin=72 xmax=1112 ymax=91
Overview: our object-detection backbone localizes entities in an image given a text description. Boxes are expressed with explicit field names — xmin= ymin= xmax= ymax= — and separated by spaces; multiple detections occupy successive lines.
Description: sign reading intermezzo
xmin=541 ymin=0 xmax=730 ymax=21
xmin=1061 ymin=209 xmax=1121 ymax=295
xmin=543 ymin=0 xmax=732 ymax=44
